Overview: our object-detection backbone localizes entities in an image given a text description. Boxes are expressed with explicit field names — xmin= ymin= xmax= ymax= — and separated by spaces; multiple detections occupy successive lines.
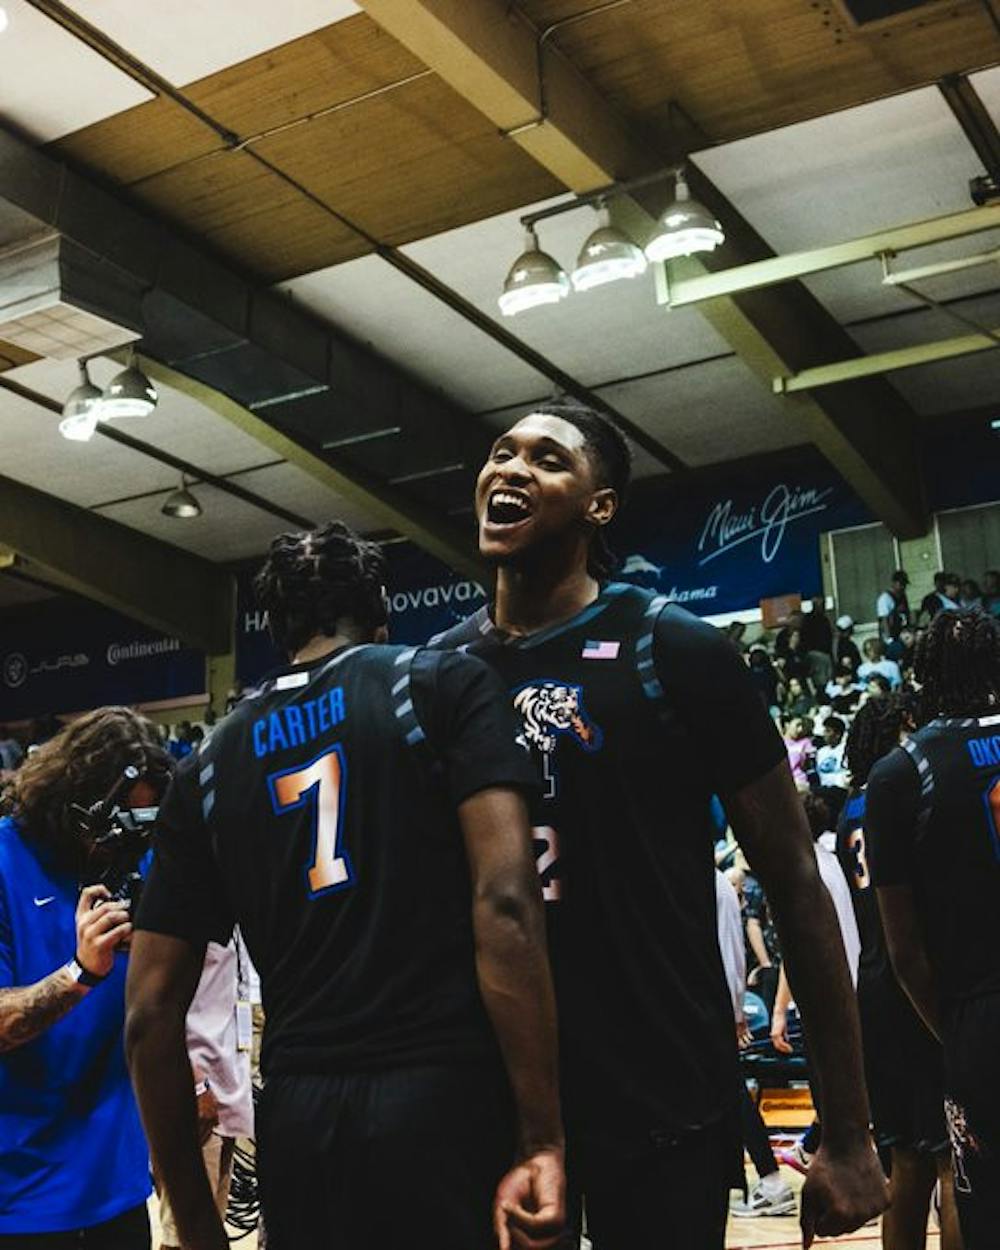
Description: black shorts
xmin=858 ymin=972 xmax=948 ymax=1154
xmin=256 ymin=1063 xmax=515 ymax=1250
xmin=0 ymin=1204 xmax=150 ymax=1249
xmin=566 ymin=1115 xmax=738 ymax=1250
xmin=944 ymin=993 xmax=1000 ymax=1250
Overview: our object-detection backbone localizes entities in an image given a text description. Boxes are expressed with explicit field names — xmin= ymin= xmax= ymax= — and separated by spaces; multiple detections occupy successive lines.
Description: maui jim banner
xmin=1 ymin=598 xmax=205 ymax=721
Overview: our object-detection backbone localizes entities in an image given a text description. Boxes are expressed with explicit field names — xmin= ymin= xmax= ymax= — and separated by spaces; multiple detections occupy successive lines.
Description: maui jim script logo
xmin=697 ymin=483 xmax=833 ymax=567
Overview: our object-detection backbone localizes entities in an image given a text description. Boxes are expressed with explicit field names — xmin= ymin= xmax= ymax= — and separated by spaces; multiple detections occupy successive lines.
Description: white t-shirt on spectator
xmin=875 ymin=591 xmax=896 ymax=623
xmin=816 ymin=741 xmax=849 ymax=789
xmin=858 ymin=658 xmax=903 ymax=689
xmin=816 ymin=834 xmax=861 ymax=987
xmin=715 ymin=870 xmax=746 ymax=1023
xmin=186 ymin=939 xmax=254 ymax=1138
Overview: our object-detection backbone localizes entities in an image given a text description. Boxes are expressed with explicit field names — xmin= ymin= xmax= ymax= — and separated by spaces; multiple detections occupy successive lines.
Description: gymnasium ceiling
xmin=0 ymin=0 xmax=998 ymax=638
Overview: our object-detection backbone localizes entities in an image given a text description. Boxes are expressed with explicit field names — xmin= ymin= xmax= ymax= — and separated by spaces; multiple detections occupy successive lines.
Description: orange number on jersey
xmin=270 ymin=747 xmax=351 ymax=896
xmin=847 ymin=827 xmax=871 ymax=891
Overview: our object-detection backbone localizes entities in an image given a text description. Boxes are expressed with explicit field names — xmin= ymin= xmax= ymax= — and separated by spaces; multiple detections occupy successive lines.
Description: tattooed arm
xmin=0 ymin=967 xmax=88 ymax=1053
xmin=0 ymin=884 xmax=133 ymax=1054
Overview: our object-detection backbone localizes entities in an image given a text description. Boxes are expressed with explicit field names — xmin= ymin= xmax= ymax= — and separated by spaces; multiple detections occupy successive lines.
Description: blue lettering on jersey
xmin=253 ymin=686 xmax=347 ymax=759
xmin=967 ymin=735 xmax=1000 ymax=769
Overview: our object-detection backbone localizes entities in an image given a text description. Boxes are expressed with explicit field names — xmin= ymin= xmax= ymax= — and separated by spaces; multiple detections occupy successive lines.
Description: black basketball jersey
xmin=868 ymin=715 xmax=1000 ymax=1005
xmin=432 ymin=583 xmax=786 ymax=1134
xmin=138 ymin=643 xmax=537 ymax=1077
xmin=836 ymin=791 xmax=893 ymax=988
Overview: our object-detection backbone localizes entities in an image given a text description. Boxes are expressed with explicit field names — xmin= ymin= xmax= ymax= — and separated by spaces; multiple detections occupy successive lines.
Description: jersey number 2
xmin=268 ymin=746 xmax=353 ymax=898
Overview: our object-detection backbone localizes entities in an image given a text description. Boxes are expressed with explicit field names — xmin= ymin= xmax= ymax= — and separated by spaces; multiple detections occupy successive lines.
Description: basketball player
xmin=125 ymin=522 xmax=565 ymax=1250
xmin=431 ymin=399 xmax=887 ymax=1248
xmin=837 ymin=696 xmax=959 ymax=1249
xmin=868 ymin=609 xmax=1000 ymax=1248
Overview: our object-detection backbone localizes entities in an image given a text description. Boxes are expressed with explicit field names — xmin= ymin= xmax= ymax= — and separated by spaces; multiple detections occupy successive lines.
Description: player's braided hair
xmin=254 ymin=520 xmax=388 ymax=657
xmin=844 ymin=692 xmax=916 ymax=788
xmin=531 ymin=398 xmax=632 ymax=581
xmin=915 ymin=608 xmax=1000 ymax=721
xmin=0 ymin=707 xmax=171 ymax=873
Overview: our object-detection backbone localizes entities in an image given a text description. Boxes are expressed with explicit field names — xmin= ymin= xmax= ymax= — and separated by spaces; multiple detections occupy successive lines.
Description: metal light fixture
xmin=571 ymin=205 xmax=647 ymax=291
xmin=59 ymin=360 xmax=102 ymax=442
xmin=161 ymin=477 xmax=202 ymax=519
xmin=102 ymin=352 xmax=157 ymax=419
xmin=645 ymin=170 xmax=725 ymax=263
xmin=498 ymin=228 xmax=570 ymax=316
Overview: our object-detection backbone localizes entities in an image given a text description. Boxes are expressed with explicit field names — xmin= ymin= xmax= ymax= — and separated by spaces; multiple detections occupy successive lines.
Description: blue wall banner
xmin=1 ymin=599 xmax=206 ymax=721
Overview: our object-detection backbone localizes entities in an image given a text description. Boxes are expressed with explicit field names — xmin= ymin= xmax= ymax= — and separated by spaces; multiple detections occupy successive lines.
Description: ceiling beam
xmin=660 ymin=206 xmax=1000 ymax=308
xmin=360 ymin=0 xmax=930 ymax=537
xmin=0 ymin=125 xmax=487 ymax=577
xmin=0 ymin=475 xmax=233 ymax=653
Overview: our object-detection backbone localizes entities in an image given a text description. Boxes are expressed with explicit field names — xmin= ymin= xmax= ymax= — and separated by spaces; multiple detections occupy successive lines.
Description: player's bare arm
xmin=0 ymin=884 xmax=131 ymax=1053
xmin=726 ymin=759 xmax=888 ymax=1246
xmin=125 ymin=929 xmax=227 ymax=1250
xmin=877 ymin=882 xmax=943 ymax=1041
xmin=459 ymin=785 xmax=565 ymax=1250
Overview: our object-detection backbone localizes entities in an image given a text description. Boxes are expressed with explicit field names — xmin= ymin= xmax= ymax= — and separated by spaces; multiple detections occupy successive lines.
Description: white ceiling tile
xmin=279 ymin=255 xmax=553 ymax=411
xmin=398 ymin=196 xmax=732 ymax=390
xmin=971 ymin=67 xmax=1000 ymax=126
xmin=0 ymin=0 xmax=152 ymax=141
xmin=61 ymin=0 xmax=360 ymax=88
xmin=225 ymin=462 xmax=384 ymax=536
xmin=595 ymin=357 xmax=802 ymax=468
xmin=692 ymin=87 xmax=983 ymax=261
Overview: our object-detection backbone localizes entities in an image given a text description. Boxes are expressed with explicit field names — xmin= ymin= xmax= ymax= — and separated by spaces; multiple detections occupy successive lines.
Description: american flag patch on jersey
xmin=582 ymin=639 xmax=620 ymax=660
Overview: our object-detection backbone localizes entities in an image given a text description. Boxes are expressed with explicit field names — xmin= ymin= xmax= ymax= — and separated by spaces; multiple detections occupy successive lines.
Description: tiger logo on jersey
xmin=512 ymin=681 xmax=603 ymax=756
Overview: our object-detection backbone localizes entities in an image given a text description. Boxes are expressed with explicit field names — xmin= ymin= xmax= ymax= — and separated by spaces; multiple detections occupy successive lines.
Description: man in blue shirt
xmin=0 ymin=706 xmax=170 ymax=1247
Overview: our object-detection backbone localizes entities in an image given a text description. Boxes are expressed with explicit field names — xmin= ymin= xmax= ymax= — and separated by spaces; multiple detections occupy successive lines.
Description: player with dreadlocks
xmin=126 ymin=520 xmax=565 ymax=1250
xmin=837 ymin=694 xmax=961 ymax=1250
xmin=868 ymin=608 xmax=1000 ymax=1247
xmin=431 ymin=398 xmax=887 ymax=1247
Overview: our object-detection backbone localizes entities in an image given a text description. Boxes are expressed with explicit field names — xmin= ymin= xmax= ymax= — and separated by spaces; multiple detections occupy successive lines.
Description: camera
xmin=73 ymin=764 xmax=161 ymax=910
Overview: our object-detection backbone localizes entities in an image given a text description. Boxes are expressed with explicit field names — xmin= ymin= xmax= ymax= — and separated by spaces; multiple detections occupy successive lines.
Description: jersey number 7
xmin=268 ymin=745 xmax=353 ymax=898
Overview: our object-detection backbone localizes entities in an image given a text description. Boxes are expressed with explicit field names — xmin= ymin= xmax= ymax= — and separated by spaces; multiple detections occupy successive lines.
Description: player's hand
xmin=799 ymin=1137 xmax=888 ymax=1247
xmin=493 ymin=1147 xmax=565 ymax=1250
xmin=770 ymin=1006 xmax=793 ymax=1054
xmin=76 ymin=886 xmax=132 ymax=979
xmin=736 ymin=1016 xmax=752 ymax=1050
xmin=196 ymin=1085 xmax=220 ymax=1145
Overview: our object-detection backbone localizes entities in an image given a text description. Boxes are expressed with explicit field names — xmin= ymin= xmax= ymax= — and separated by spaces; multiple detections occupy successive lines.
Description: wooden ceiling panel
xmin=253 ymin=75 xmax=562 ymax=253
xmin=131 ymin=151 xmax=367 ymax=279
xmin=50 ymin=95 xmax=219 ymax=186
xmin=520 ymin=0 xmax=998 ymax=143
xmin=185 ymin=14 xmax=426 ymax=139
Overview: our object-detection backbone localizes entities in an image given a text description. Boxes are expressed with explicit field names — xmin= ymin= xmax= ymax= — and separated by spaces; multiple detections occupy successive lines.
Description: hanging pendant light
xmin=645 ymin=170 xmax=725 ymax=263
xmin=103 ymin=350 xmax=158 ymax=419
xmin=498 ymin=228 xmax=570 ymax=316
xmin=571 ymin=205 xmax=647 ymax=291
xmin=59 ymin=360 xmax=102 ymax=441
xmin=161 ymin=476 xmax=202 ymax=519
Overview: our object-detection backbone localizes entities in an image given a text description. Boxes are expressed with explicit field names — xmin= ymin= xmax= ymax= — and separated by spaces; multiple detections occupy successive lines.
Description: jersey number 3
xmin=268 ymin=746 xmax=353 ymax=898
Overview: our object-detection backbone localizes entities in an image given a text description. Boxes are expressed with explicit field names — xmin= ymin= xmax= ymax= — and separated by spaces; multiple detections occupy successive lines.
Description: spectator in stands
xmin=876 ymin=571 xmax=911 ymax=642
xmin=959 ymin=578 xmax=983 ymax=611
xmin=800 ymin=597 xmax=834 ymax=687
xmin=858 ymin=638 xmax=902 ymax=691
xmin=723 ymin=620 xmax=748 ymax=653
xmin=833 ymin=616 xmax=862 ymax=673
xmin=777 ymin=628 xmax=813 ymax=689
xmin=154 ymin=937 xmax=254 ymax=1250
xmin=885 ymin=626 xmax=916 ymax=672
xmin=167 ymin=722 xmax=194 ymax=761
xmin=743 ymin=872 xmax=781 ymax=1014
xmin=816 ymin=716 xmax=849 ymax=790
xmin=747 ymin=646 xmax=782 ymax=717
xmin=826 ymin=669 xmax=864 ymax=716
xmin=717 ymin=869 xmax=796 ymax=1220
xmin=0 ymin=708 xmax=172 ymax=1247
xmin=773 ymin=611 xmax=802 ymax=663
xmin=784 ymin=717 xmax=817 ymax=792
xmin=920 ymin=572 xmax=961 ymax=626
xmin=982 ymin=569 xmax=1000 ymax=617
xmin=864 ymin=673 xmax=893 ymax=700
xmin=782 ymin=677 xmax=813 ymax=720
xmin=0 ymin=728 xmax=23 ymax=775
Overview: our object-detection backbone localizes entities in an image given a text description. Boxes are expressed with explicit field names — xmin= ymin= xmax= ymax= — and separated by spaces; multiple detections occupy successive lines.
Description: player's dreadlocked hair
xmin=915 ymin=608 xmax=1000 ymax=720
xmin=844 ymin=692 xmax=916 ymax=789
xmin=0 ymin=707 xmax=171 ymax=874
xmin=532 ymin=398 xmax=633 ymax=581
xmin=254 ymin=520 xmax=388 ymax=657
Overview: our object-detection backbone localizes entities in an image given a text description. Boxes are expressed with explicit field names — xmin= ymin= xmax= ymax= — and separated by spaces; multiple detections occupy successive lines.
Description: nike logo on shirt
xmin=33 ymin=896 xmax=55 ymax=907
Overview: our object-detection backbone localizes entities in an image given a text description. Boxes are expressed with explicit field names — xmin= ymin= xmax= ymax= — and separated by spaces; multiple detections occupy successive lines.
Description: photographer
xmin=0 ymin=707 xmax=171 ymax=1247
